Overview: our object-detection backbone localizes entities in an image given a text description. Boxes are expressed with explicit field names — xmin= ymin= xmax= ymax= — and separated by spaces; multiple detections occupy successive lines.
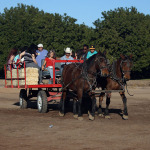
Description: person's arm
xmin=9 ymin=55 xmax=15 ymax=64
xmin=20 ymin=51 xmax=25 ymax=59
xmin=42 ymin=60 xmax=46 ymax=70
xmin=32 ymin=54 xmax=37 ymax=64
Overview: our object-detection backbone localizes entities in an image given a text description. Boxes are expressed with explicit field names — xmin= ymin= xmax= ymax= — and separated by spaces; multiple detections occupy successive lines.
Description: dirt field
xmin=0 ymin=80 xmax=150 ymax=150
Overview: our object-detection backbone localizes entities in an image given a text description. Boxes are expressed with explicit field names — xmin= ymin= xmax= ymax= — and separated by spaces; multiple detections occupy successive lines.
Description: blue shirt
xmin=36 ymin=49 xmax=48 ymax=67
xmin=14 ymin=54 xmax=20 ymax=68
xmin=60 ymin=55 xmax=74 ymax=65
xmin=86 ymin=51 xmax=98 ymax=59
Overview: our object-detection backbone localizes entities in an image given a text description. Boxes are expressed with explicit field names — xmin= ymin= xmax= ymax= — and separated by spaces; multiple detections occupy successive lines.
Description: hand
xmin=32 ymin=54 xmax=35 ymax=59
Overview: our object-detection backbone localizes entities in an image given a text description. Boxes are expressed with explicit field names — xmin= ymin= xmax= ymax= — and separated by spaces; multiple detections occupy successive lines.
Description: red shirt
xmin=45 ymin=57 xmax=55 ymax=68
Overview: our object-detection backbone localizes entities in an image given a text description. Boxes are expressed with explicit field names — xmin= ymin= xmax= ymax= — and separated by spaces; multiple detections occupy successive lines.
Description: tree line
xmin=0 ymin=4 xmax=150 ymax=78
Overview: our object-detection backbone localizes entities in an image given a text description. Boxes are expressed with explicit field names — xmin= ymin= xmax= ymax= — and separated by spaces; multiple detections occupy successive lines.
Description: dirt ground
xmin=0 ymin=80 xmax=150 ymax=150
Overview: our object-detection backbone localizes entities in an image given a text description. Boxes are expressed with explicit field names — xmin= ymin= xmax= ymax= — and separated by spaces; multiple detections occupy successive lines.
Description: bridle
xmin=88 ymin=55 xmax=108 ymax=77
xmin=120 ymin=58 xmax=132 ymax=80
xmin=83 ymin=55 xmax=109 ymax=91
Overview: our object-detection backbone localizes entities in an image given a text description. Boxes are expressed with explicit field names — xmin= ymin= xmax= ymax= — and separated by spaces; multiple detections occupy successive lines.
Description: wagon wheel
xmin=19 ymin=89 xmax=28 ymax=109
xmin=37 ymin=90 xmax=48 ymax=113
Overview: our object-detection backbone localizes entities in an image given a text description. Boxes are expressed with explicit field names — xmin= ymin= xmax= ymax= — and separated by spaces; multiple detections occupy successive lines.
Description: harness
xmin=110 ymin=58 xmax=133 ymax=95
xmin=110 ymin=61 xmax=125 ymax=90
xmin=61 ymin=55 xmax=108 ymax=93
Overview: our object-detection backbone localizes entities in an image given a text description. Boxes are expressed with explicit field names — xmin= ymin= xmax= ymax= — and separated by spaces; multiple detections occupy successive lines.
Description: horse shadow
xmin=13 ymin=99 xmax=122 ymax=116
xmin=99 ymin=108 xmax=122 ymax=116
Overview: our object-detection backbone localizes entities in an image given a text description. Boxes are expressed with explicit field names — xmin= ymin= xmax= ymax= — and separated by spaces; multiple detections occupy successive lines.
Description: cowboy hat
xmin=64 ymin=47 xmax=72 ymax=53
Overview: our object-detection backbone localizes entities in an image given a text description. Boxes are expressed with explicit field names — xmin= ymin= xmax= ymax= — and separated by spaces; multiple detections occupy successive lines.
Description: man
xmin=36 ymin=44 xmax=48 ymax=68
xmin=86 ymin=45 xmax=97 ymax=59
xmin=60 ymin=47 xmax=74 ymax=73
xmin=81 ymin=44 xmax=89 ymax=60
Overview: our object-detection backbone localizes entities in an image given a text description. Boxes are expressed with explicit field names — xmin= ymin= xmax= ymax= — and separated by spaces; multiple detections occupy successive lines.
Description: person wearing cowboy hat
xmin=60 ymin=47 xmax=74 ymax=73
xmin=86 ymin=45 xmax=97 ymax=59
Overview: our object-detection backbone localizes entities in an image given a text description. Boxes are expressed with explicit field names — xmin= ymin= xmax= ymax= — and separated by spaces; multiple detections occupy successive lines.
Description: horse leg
xmin=59 ymin=91 xmax=66 ymax=117
xmin=88 ymin=94 xmax=96 ymax=121
xmin=120 ymin=92 xmax=128 ymax=120
xmin=104 ymin=93 xmax=111 ymax=119
xmin=73 ymin=97 xmax=78 ymax=118
xmin=98 ymin=92 xmax=105 ymax=117
xmin=77 ymin=90 xmax=83 ymax=121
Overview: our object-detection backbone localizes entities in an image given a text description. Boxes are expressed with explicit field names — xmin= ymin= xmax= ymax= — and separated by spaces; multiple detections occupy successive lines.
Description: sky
xmin=0 ymin=0 xmax=149 ymax=27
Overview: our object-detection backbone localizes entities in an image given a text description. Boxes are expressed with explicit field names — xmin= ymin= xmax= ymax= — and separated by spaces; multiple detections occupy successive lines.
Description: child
xmin=42 ymin=50 xmax=55 ymax=84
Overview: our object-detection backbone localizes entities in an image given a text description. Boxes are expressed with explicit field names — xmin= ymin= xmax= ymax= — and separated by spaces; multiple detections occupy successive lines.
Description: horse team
xmin=59 ymin=52 xmax=133 ymax=121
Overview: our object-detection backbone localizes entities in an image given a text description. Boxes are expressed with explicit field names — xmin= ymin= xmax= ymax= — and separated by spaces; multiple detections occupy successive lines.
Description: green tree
xmin=93 ymin=7 xmax=150 ymax=72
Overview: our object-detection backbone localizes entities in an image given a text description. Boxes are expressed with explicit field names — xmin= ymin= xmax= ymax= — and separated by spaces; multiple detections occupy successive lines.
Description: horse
xmin=59 ymin=52 xmax=109 ymax=120
xmin=97 ymin=54 xmax=133 ymax=120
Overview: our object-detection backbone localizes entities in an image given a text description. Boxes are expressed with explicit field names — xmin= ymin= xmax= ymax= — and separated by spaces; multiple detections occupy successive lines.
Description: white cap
xmin=37 ymin=44 xmax=43 ymax=48
xmin=64 ymin=47 xmax=72 ymax=53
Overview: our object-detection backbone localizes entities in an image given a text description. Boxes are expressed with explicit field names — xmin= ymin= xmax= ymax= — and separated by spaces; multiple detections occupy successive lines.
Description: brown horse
xmin=97 ymin=54 xmax=133 ymax=120
xmin=59 ymin=52 xmax=109 ymax=120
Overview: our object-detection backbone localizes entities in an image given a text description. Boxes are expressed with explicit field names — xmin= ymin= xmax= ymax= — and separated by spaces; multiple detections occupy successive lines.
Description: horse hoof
xmin=123 ymin=115 xmax=128 ymax=120
xmin=105 ymin=115 xmax=111 ymax=119
xmin=78 ymin=117 xmax=83 ymax=121
xmin=89 ymin=115 xmax=95 ymax=121
xmin=88 ymin=111 xmax=95 ymax=121
xmin=59 ymin=111 xmax=64 ymax=117
xmin=73 ymin=114 xmax=78 ymax=119
xmin=98 ymin=114 xmax=104 ymax=117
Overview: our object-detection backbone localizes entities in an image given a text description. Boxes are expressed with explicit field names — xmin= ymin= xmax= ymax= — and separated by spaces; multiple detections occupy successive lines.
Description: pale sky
xmin=0 ymin=0 xmax=149 ymax=27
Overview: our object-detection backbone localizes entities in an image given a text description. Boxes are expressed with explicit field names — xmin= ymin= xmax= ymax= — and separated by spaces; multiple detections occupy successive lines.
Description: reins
xmin=110 ymin=58 xmax=134 ymax=96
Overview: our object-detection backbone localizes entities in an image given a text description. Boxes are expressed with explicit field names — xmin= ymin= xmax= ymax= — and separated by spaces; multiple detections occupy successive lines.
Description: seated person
xmin=81 ymin=44 xmax=89 ymax=60
xmin=20 ymin=45 xmax=43 ymax=84
xmin=36 ymin=43 xmax=48 ymax=68
xmin=60 ymin=47 xmax=74 ymax=73
xmin=6 ymin=48 xmax=18 ymax=70
xmin=86 ymin=45 xmax=97 ymax=59
xmin=13 ymin=49 xmax=25 ymax=69
xmin=42 ymin=50 xmax=55 ymax=84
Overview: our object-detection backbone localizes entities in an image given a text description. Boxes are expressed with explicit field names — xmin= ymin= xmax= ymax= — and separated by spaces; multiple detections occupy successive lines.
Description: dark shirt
xmin=24 ymin=52 xmax=38 ymax=68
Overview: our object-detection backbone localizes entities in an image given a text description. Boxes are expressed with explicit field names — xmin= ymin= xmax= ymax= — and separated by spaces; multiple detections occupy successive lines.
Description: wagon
xmin=4 ymin=59 xmax=125 ymax=114
xmin=4 ymin=60 xmax=84 ymax=113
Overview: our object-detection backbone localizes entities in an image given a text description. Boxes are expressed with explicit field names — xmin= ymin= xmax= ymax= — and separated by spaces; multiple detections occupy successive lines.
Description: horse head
xmin=96 ymin=51 xmax=109 ymax=77
xmin=120 ymin=54 xmax=133 ymax=81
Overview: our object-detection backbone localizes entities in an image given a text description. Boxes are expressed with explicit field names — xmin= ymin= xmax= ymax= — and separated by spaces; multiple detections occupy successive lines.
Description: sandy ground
xmin=0 ymin=80 xmax=150 ymax=150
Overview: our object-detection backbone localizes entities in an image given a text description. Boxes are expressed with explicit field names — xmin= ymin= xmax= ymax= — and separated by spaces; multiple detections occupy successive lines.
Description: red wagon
xmin=4 ymin=60 xmax=83 ymax=113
